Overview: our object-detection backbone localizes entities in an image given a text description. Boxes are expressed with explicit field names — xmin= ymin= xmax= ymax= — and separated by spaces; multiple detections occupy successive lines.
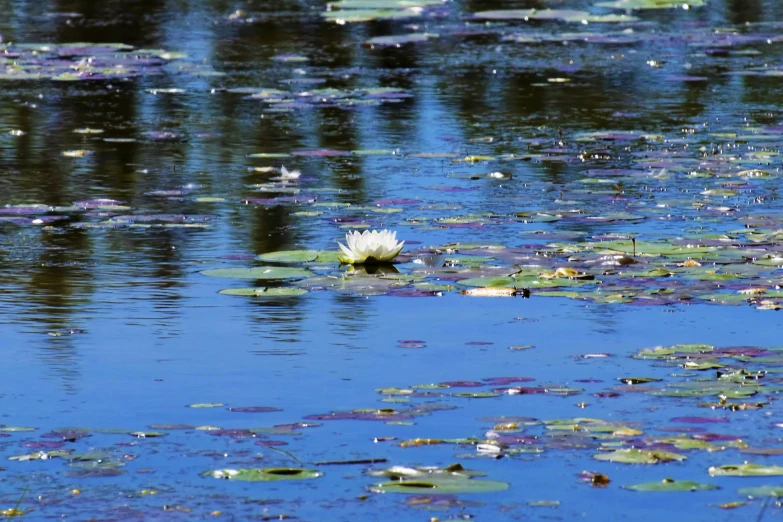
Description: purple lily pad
xmin=482 ymin=377 xmax=536 ymax=385
xmin=144 ymin=131 xmax=185 ymax=142
xmin=291 ymin=149 xmax=349 ymax=157
xmin=0 ymin=205 xmax=49 ymax=215
xmin=365 ymin=34 xmax=437 ymax=47
xmin=670 ymin=416 xmax=730 ymax=424
xmin=73 ymin=199 xmax=124 ymax=208
xmin=665 ymin=76 xmax=709 ymax=82
xmin=147 ymin=424 xmax=196 ymax=430
xmin=439 ymin=381 xmax=485 ymax=388
xmin=692 ymin=432 xmax=744 ymax=441
xmin=21 ymin=441 xmax=67 ymax=449
xmin=398 ymin=341 xmax=426 ymax=349
xmin=61 ymin=468 xmax=127 ymax=478
xmin=495 ymin=387 xmax=548 ymax=395
xmin=303 ymin=411 xmax=414 ymax=422
xmin=207 ymin=429 xmax=257 ymax=438
xmin=715 ymin=346 xmax=770 ymax=357
xmin=242 ymin=198 xmax=281 ymax=206
xmin=274 ymin=422 xmax=320 ymax=430
xmin=426 ymin=186 xmax=479 ymax=193
xmin=656 ymin=426 xmax=706 ymax=433
xmin=42 ymin=430 xmax=91 ymax=441
xmin=491 ymin=435 xmax=540 ymax=445
xmin=387 ymin=289 xmax=443 ymax=297
xmin=374 ymin=199 xmax=421 ymax=206
xmin=228 ymin=406 xmax=282 ymax=413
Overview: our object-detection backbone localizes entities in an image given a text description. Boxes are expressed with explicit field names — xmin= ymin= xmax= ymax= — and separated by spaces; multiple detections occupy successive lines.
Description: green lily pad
xmin=709 ymin=463 xmax=783 ymax=477
xmin=738 ymin=486 xmax=783 ymax=498
xmin=625 ymin=479 xmax=718 ymax=492
xmin=593 ymin=449 xmax=686 ymax=464
xmin=202 ymin=468 xmax=322 ymax=481
xmin=130 ymin=431 xmax=166 ymax=438
xmin=682 ymin=361 xmax=726 ymax=371
xmin=256 ymin=250 xmax=318 ymax=263
xmin=369 ymin=478 xmax=509 ymax=494
xmin=618 ymin=377 xmax=663 ymax=385
xmin=656 ymin=438 xmax=720 ymax=451
xmin=219 ymin=287 xmax=308 ymax=297
xmin=201 ymin=267 xmax=313 ymax=280
xmin=10 ymin=450 xmax=72 ymax=461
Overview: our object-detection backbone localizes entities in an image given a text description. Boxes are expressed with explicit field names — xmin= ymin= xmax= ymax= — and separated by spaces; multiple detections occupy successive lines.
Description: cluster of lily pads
xmin=202 ymin=232 xmax=783 ymax=308
xmin=4 ymin=340 xmax=783 ymax=515
xmin=293 ymin=342 xmax=783 ymax=500
xmin=0 ymin=42 xmax=219 ymax=81
xmin=321 ymin=0 xmax=704 ymax=25
xmin=222 ymin=85 xmax=412 ymax=111
xmin=8 ymin=117 xmax=783 ymax=310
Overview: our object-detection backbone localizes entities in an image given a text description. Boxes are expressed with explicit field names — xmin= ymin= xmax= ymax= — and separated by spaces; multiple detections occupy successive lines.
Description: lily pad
xmin=625 ymin=479 xmax=718 ymax=492
xmin=709 ymin=463 xmax=783 ymax=477
xmin=202 ymin=468 xmax=322 ymax=481
xmin=738 ymin=486 xmax=783 ymax=498
xmin=370 ymin=478 xmax=509 ymax=494
xmin=593 ymin=449 xmax=686 ymax=464
xmin=256 ymin=250 xmax=318 ymax=263
xmin=219 ymin=287 xmax=308 ymax=297
xmin=201 ymin=267 xmax=313 ymax=280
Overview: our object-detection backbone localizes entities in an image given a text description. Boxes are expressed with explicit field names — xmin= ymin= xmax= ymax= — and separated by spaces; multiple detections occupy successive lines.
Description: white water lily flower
xmin=280 ymin=165 xmax=300 ymax=179
xmin=337 ymin=229 xmax=404 ymax=264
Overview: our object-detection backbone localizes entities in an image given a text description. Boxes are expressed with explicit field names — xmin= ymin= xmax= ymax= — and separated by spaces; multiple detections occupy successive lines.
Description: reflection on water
xmin=247 ymin=296 xmax=308 ymax=353
xmin=2 ymin=0 xmax=783 ymax=517
xmin=0 ymin=0 xmax=782 ymax=350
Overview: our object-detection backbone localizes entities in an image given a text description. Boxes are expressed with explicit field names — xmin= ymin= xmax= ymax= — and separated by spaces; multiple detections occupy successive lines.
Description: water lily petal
xmin=336 ymin=229 xmax=404 ymax=264
xmin=338 ymin=241 xmax=358 ymax=261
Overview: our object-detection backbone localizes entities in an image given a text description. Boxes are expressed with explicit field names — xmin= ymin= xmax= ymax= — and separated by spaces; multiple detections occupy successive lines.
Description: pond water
xmin=3 ymin=0 xmax=783 ymax=519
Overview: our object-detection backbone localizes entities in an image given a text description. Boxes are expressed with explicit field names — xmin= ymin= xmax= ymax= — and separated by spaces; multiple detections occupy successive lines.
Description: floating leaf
xmin=370 ymin=478 xmax=509 ymax=494
xmin=738 ymin=486 xmax=783 ymax=498
xmin=625 ymin=479 xmax=718 ymax=492
xmin=228 ymin=406 xmax=282 ymax=413
xmin=201 ymin=267 xmax=313 ymax=280
xmin=593 ymin=449 xmax=686 ymax=464
xmin=219 ymin=287 xmax=308 ymax=297
xmin=256 ymin=250 xmax=318 ymax=263
xmin=709 ymin=463 xmax=783 ymax=477
xmin=202 ymin=468 xmax=322 ymax=481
